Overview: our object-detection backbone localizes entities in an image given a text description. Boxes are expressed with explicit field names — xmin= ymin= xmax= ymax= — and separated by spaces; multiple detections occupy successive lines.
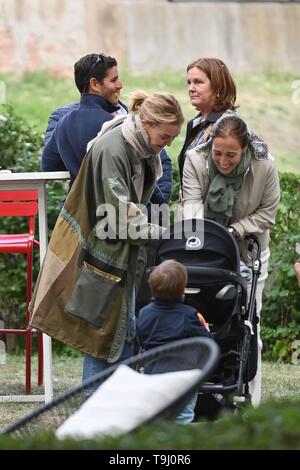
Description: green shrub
xmin=0 ymin=105 xmax=42 ymax=172
xmin=261 ymin=173 xmax=300 ymax=361
xmin=0 ymin=105 xmax=66 ymax=350
xmin=0 ymin=106 xmax=41 ymax=349
xmin=0 ymin=399 xmax=300 ymax=449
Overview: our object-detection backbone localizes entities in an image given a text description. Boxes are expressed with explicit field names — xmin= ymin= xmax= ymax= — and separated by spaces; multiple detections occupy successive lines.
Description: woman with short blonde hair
xmin=30 ymin=90 xmax=184 ymax=393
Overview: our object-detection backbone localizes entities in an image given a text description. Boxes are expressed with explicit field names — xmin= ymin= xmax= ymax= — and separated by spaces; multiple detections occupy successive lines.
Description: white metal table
xmin=0 ymin=171 xmax=70 ymax=403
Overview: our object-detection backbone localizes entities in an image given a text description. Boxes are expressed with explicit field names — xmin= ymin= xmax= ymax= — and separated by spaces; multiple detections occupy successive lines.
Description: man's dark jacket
xmin=42 ymin=98 xmax=172 ymax=204
xmin=42 ymin=94 xmax=123 ymax=182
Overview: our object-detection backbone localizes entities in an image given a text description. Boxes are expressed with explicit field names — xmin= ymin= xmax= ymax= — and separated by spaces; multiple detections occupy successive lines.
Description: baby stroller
xmin=137 ymin=218 xmax=261 ymax=419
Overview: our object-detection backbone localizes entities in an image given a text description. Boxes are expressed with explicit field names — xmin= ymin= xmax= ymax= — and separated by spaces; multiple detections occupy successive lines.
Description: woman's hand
xmin=228 ymin=226 xmax=241 ymax=241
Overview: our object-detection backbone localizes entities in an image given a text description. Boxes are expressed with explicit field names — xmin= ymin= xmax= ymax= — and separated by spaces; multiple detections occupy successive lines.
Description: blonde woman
xmin=30 ymin=91 xmax=184 ymax=390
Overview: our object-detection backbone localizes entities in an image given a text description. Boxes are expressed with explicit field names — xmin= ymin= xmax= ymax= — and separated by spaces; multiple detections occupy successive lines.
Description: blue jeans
xmin=82 ymin=341 xmax=134 ymax=394
xmin=82 ymin=285 xmax=137 ymax=394
xmin=176 ymin=393 xmax=198 ymax=424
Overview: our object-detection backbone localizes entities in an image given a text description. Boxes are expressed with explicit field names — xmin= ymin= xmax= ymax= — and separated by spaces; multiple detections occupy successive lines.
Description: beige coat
xmin=182 ymin=147 xmax=280 ymax=262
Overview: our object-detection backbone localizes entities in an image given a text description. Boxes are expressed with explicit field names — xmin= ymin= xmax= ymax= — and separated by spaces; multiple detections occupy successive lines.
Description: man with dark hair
xmin=42 ymin=54 xmax=173 ymax=207
xmin=42 ymin=53 xmax=126 ymax=183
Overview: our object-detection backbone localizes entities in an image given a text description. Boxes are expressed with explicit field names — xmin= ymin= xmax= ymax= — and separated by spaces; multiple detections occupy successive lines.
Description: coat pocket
xmin=64 ymin=261 xmax=124 ymax=329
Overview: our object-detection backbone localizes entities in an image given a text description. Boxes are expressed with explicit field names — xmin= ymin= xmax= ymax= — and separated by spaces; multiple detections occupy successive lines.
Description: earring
xmin=216 ymin=92 xmax=220 ymax=98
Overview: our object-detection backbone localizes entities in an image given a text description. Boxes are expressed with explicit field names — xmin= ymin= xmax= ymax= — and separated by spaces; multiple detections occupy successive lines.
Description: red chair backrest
xmin=0 ymin=190 xmax=38 ymax=217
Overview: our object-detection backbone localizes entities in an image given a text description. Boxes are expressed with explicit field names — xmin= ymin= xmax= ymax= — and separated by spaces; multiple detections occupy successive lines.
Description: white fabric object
xmin=56 ymin=364 xmax=202 ymax=439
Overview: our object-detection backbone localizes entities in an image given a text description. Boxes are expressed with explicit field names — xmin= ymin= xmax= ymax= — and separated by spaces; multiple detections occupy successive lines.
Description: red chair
xmin=0 ymin=190 xmax=43 ymax=394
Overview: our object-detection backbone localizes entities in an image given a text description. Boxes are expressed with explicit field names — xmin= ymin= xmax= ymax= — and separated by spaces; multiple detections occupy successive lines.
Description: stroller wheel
xmin=232 ymin=393 xmax=252 ymax=413
xmin=194 ymin=393 xmax=235 ymax=421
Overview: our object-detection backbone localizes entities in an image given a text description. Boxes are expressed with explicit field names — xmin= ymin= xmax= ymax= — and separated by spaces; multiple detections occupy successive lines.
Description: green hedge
xmin=261 ymin=172 xmax=300 ymax=361
xmin=0 ymin=399 xmax=300 ymax=449
xmin=0 ymin=105 xmax=66 ymax=352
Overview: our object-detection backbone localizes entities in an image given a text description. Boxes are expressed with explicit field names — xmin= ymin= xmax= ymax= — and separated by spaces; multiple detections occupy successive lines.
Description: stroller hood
xmin=157 ymin=219 xmax=240 ymax=272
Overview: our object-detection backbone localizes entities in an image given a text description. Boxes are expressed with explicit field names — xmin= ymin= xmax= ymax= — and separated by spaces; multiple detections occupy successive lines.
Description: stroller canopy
xmin=157 ymin=219 xmax=240 ymax=272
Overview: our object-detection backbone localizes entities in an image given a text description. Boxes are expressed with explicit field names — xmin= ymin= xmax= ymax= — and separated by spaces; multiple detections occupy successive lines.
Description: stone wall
xmin=0 ymin=0 xmax=299 ymax=75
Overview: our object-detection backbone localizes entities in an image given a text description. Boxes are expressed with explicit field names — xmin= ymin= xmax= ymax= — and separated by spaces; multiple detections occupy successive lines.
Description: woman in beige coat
xmin=182 ymin=113 xmax=280 ymax=406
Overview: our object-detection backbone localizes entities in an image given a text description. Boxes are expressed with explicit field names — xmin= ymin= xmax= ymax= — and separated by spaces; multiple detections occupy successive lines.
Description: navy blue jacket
xmin=44 ymin=102 xmax=78 ymax=145
xmin=151 ymin=148 xmax=172 ymax=205
xmin=42 ymin=99 xmax=173 ymax=204
xmin=137 ymin=299 xmax=211 ymax=351
xmin=41 ymin=94 xmax=121 ymax=182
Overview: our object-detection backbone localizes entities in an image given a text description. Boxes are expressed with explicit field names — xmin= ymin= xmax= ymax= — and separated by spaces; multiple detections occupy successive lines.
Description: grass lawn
xmin=1 ymin=354 xmax=300 ymax=431
xmin=0 ymin=68 xmax=299 ymax=174
xmin=0 ymin=353 xmax=82 ymax=430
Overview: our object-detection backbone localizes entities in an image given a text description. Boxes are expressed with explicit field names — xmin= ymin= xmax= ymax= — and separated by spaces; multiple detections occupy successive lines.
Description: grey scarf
xmin=122 ymin=113 xmax=163 ymax=180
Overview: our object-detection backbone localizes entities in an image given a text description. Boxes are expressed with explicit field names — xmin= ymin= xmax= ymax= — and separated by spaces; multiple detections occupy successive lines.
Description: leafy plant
xmin=0 ymin=105 xmax=42 ymax=171
xmin=1 ymin=399 xmax=300 ymax=449
xmin=261 ymin=173 xmax=300 ymax=361
xmin=0 ymin=105 xmax=66 ymax=351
